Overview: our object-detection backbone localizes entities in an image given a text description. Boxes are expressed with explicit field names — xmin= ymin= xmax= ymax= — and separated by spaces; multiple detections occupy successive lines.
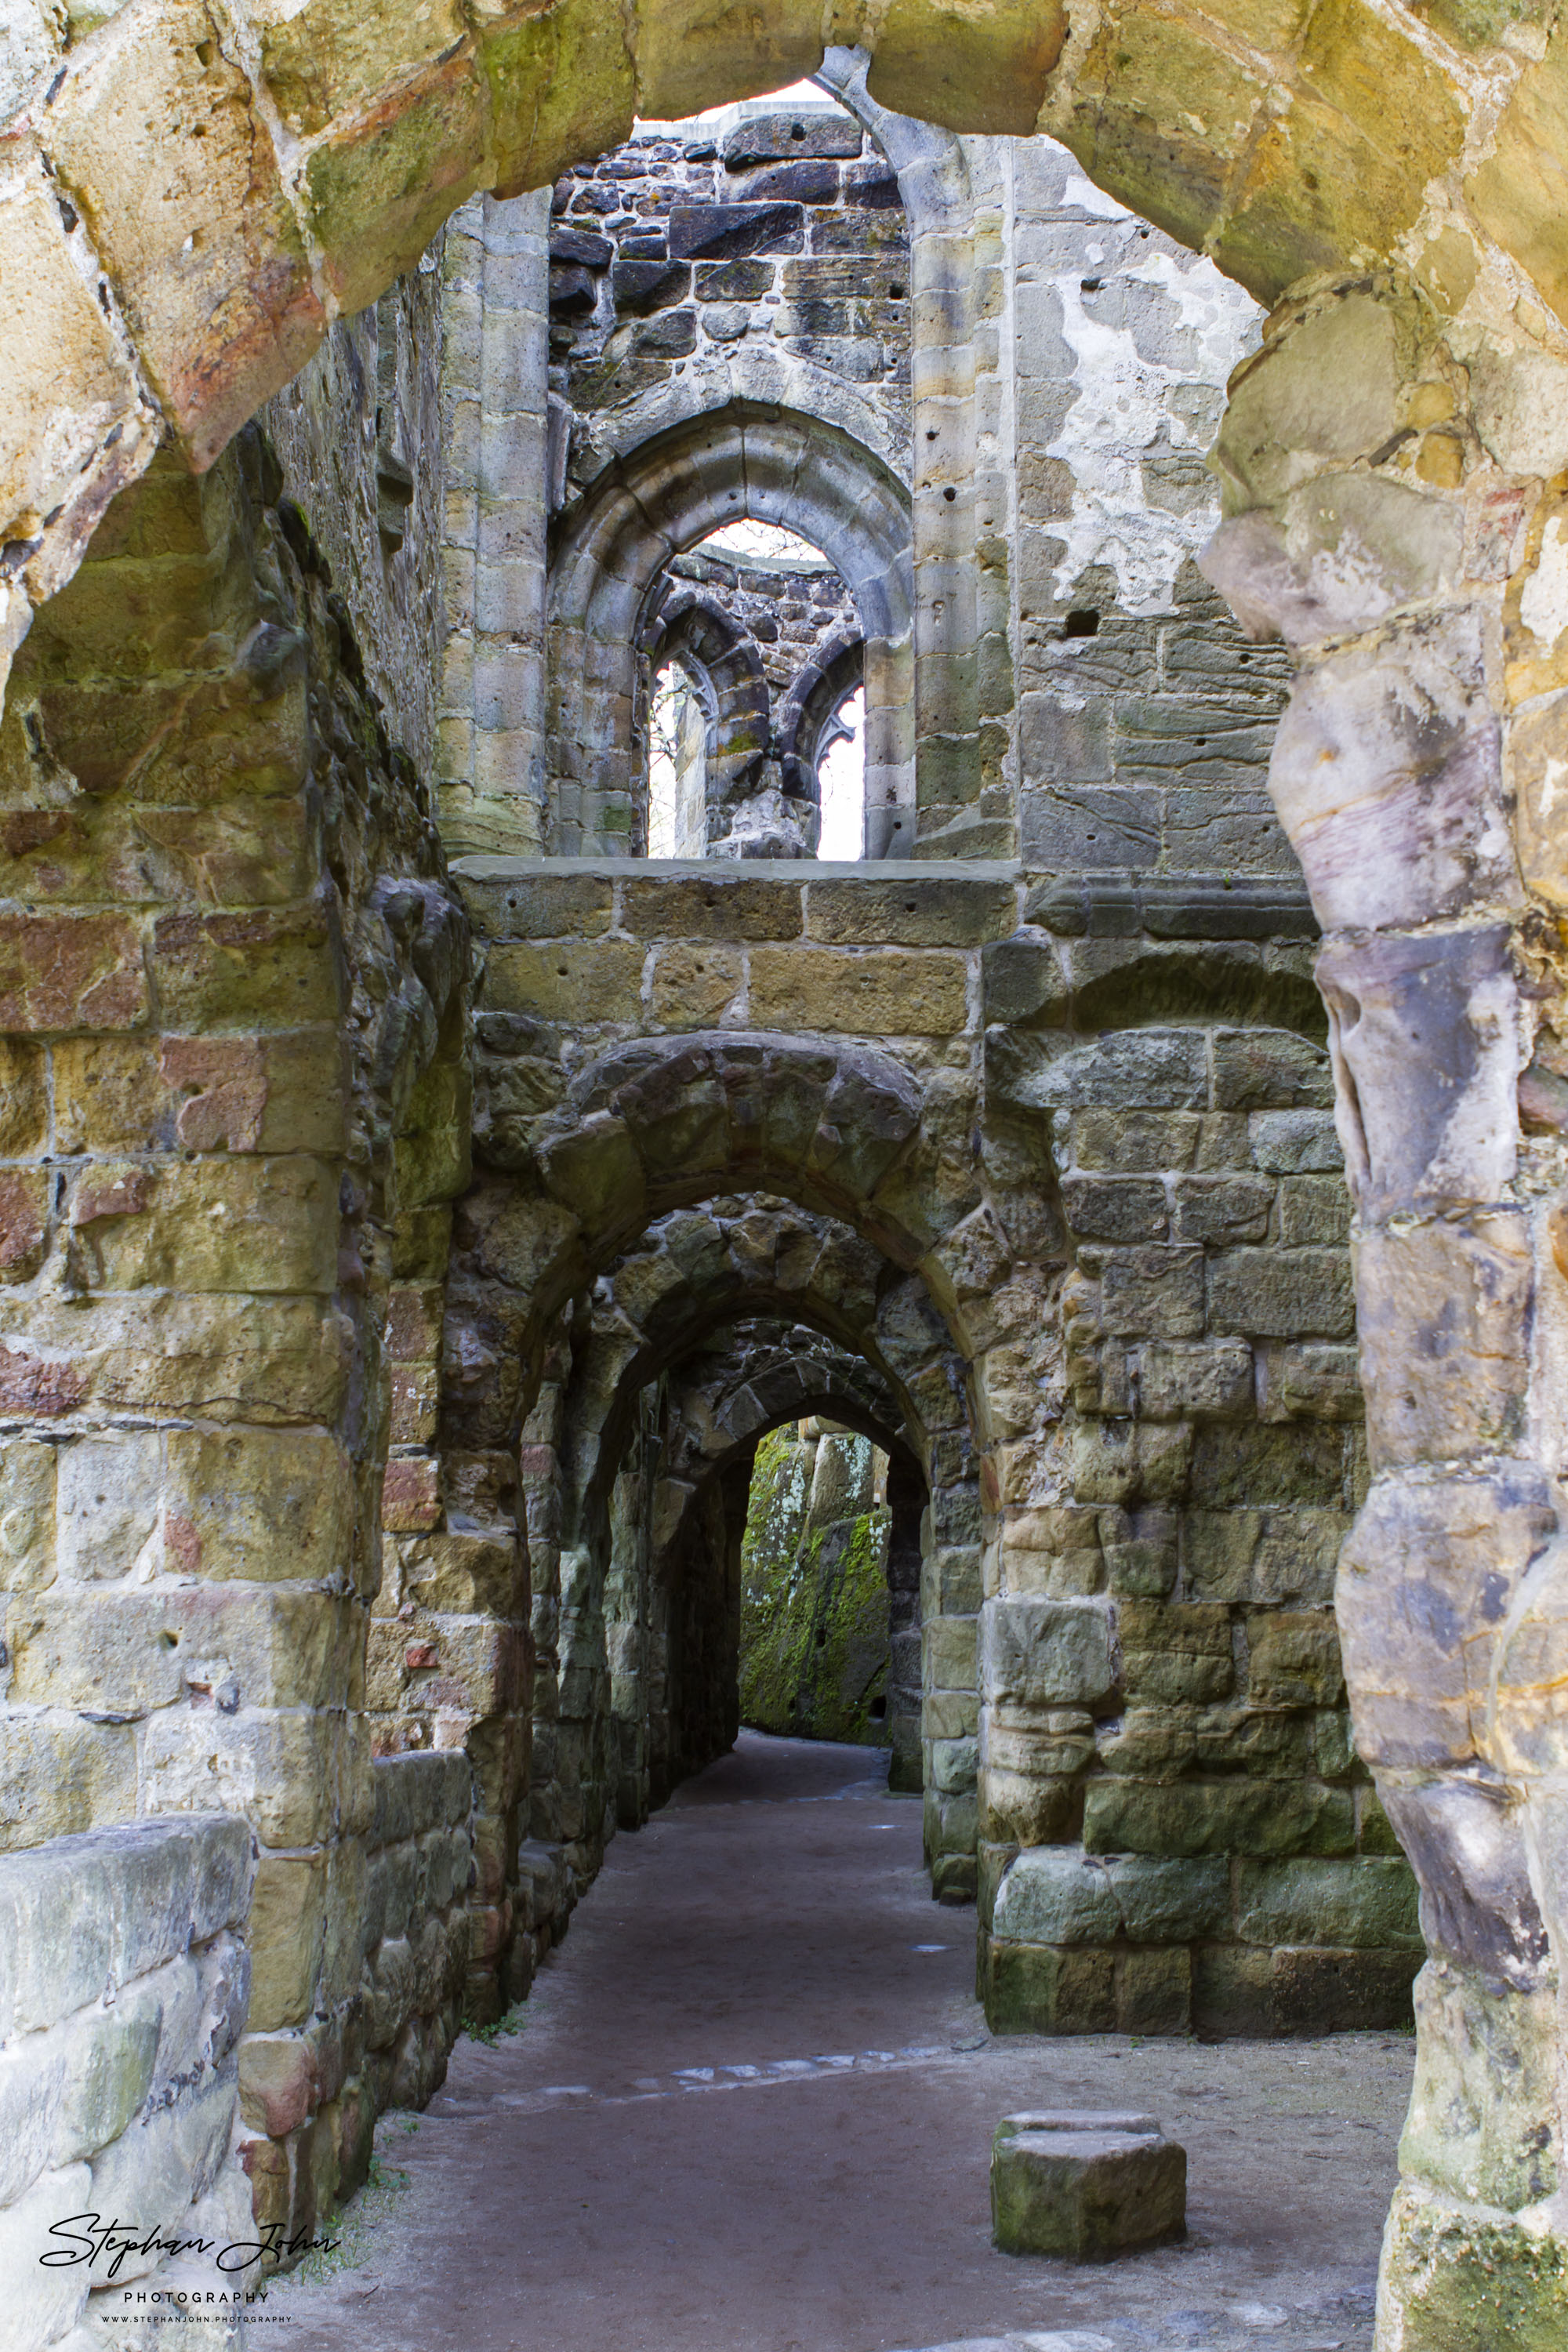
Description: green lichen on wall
xmin=739 ymin=1425 xmax=891 ymax=1745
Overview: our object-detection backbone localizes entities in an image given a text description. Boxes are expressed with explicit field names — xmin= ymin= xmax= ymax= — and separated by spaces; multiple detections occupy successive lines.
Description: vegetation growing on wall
xmin=739 ymin=1425 xmax=892 ymax=1746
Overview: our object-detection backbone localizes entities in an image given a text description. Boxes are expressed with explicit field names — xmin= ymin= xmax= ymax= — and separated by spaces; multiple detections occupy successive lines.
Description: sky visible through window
xmin=699 ymin=520 xmax=835 ymax=568
xmin=816 ymin=686 xmax=865 ymax=860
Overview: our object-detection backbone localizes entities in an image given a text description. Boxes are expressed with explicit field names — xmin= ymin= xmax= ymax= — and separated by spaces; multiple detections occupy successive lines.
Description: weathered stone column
xmin=1204 ymin=276 xmax=1568 ymax=2348
xmin=437 ymin=192 xmax=553 ymax=859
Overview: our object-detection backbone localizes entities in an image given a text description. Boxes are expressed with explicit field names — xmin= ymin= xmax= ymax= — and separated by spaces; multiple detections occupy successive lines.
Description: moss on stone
xmin=739 ymin=1427 xmax=891 ymax=1745
xmin=1382 ymin=2189 xmax=1568 ymax=2350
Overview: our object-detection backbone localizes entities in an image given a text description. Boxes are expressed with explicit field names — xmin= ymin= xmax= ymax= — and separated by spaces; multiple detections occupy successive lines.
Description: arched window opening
xmin=638 ymin=514 xmax=869 ymax=858
xmin=816 ymin=684 xmax=866 ymax=862
xmin=646 ymin=660 xmax=709 ymax=858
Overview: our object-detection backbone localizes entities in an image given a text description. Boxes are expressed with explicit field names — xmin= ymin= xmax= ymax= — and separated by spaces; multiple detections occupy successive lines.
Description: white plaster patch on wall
xmin=1058 ymin=170 xmax=1135 ymax=223
xmin=0 ymin=0 xmax=65 ymax=122
xmin=1047 ymin=247 xmax=1263 ymax=615
xmin=1520 ymin=514 xmax=1568 ymax=649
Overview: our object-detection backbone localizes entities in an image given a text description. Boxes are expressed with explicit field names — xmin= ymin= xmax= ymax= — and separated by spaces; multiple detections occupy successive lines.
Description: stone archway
xmin=544 ymin=401 xmax=913 ymax=850
xmin=470 ymin=1180 xmax=982 ymax=1903
xmin=9 ymin=7 xmax=1568 ymax=2339
xmin=598 ymin=1322 xmax=924 ymax=1814
xmin=4 ymin=3 xmax=1544 ymax=690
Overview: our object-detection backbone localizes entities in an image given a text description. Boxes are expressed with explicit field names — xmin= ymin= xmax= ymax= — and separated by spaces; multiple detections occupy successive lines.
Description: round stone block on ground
xmin=990 ymin=2111 xmax=1187 ymax=2260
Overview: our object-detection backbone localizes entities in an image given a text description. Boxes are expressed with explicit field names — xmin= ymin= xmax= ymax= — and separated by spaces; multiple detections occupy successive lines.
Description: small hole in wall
xmin=1063 ymin=609 xmax=1099 ymax=637
xmin=791 ymin=122 xmax=806 ymax=139
xmin=889 ymin=283 xmax=906 ymax=299
xmin=557 ymin=965 xmax=569 ymax=977
xmin=1080 ymin=277 xmax=1102 ymax=292
xmin=943 ymin=487 xmax=956 ymax=503
xmin=925 ymin=429 xmax=938 ymax=441
xmin=160 ymin=1631 xmax=180 ymax=1650
xmin=869 ymin=1696 xmax=887 ymax=1721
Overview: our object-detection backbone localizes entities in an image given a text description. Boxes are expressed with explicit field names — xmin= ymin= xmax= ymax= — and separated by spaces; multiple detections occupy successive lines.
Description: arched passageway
xmin=5 ymin=9 xmax=1568 ymax=2345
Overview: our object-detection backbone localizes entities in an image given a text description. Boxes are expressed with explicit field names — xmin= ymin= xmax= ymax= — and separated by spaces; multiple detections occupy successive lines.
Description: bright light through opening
xmin=648 ymin=662 xmax=707 ymax=858
xmin=697 ymin=520 xmax=835 ymax=568
xmin=817 ymin=687 xmax=865 ymax=862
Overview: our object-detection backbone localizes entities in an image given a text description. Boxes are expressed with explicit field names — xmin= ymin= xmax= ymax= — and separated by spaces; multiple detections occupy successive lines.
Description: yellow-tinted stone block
xmin=484 ymin=938 xmax=644 ymax=1023
xmin=649 ymin=944 xmax=743 ymax=1029
xmin=749 ymin=946 xmax=968 ymax=1036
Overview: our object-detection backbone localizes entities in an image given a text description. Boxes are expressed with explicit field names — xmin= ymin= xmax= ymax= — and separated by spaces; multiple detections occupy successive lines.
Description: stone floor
xmin=268 ymin=1733 xmax=1414 ymax=2352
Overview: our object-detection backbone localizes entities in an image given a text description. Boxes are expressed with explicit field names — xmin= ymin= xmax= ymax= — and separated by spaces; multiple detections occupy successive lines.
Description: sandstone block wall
xmin=357 ymin=1754 xmax=474 ymax=2118
xmin=0 ymin=1813 xmax=253 ymax=2348
xmin=0 ymin=410 xmax=479 ymax=2252
xmin=438 ymin=853 xmax=1412 ymax=1976
xmin=529 ymin=97 xmax=1287 ymax=876
xmin=999 ymin=139 xmax=1287 ymax=877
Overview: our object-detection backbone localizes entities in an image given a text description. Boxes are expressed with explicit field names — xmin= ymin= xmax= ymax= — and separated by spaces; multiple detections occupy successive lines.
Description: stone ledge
xmin=0 ymin=1813 xmax=252 ymax=2041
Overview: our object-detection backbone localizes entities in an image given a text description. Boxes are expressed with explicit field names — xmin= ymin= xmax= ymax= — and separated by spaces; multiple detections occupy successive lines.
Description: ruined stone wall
xmin=529 ymin=92 xmax=1288 ymax=873
xmin=437 ymin=854 xmax=1410 ymax=1988
xmin=355 ymin=1753 xmax=474 ymax=2123
xmin=984 ymin=960 xmax=1415 ymax=2035
xmin=0 ymin=429 xmax=476 ymax=2245
xmin=541 ymin=92 xmax=916 ymax=855
xmin=983 ymin=136 xmax=1291 ymax=873
xmin=11 ymin=0 xmax=1568 ymax=2337
xmin=550 ymin=102 xmax=909 ymax=492
xmin=262 ymin=261 xmax=447 ymax=780
xmin=0 ymin=1814 xmax=253 ymax=2344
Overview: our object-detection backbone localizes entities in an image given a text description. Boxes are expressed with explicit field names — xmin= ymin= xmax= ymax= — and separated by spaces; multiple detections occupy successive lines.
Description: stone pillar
xmin=816 ymin=48 xmax=1008 ymax=858
xmin=1203 ymin=275 xmax=1568 ymax=2348
xmin=437 ymin=192 xmax=553 ymax=858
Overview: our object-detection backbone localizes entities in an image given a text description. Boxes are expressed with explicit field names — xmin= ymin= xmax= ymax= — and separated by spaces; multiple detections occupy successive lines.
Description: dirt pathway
xmin=268 ymin=1733 xmax=1413 ymax=2352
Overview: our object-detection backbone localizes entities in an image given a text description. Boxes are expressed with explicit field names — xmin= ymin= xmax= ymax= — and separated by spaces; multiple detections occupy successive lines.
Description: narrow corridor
xmin=272 ymin=1735 xmax=1412 ymax=2352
